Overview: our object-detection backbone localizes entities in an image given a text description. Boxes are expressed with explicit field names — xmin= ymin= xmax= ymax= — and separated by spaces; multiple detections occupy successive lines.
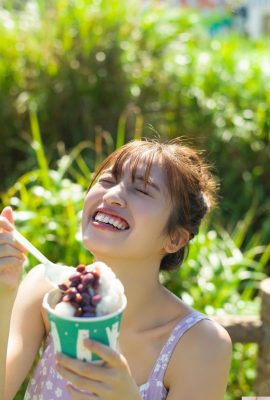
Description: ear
xmin=163 ymin=228 xmax=190 ymax=254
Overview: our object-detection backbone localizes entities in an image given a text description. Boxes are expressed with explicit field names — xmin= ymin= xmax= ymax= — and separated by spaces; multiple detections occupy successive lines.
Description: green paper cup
xmin=43 ymin=289 xmax=127 ymax=362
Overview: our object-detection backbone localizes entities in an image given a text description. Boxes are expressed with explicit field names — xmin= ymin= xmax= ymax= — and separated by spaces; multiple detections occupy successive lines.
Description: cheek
xmin=135 ymin=202 xmax=169 ymax=231
xmin=81 ymin=198 xmax=90 ymax=227
xmin=81 ymin=190 xmax=100 ymax=224
xmin=84 ymin=186 xmax=102 ymax=206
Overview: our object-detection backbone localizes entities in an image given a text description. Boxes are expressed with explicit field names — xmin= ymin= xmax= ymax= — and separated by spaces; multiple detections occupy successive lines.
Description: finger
xmin=67 ymin=384 xmax=99 ymax=399
xmin=0 ymin=259 xmax=24 ymax=287
xmin=1 ymin=207 xmax=14 ymax=225
xmin=56 ymin=353 xmax=108 ymax=382
xmin=0 ymin=232 xmax=28 ymax=253
xmin=0 ymin=243 xmax=27 ymax=261
xmin=0 ymin=256 xmax=26 ymax=268
xmin=0 ymin=215 xmax=14 ymax=233
xmin=84 ymin=339 xmax=124 ymax=368
xmin=56 ymin=363 xmax=108 ymax=395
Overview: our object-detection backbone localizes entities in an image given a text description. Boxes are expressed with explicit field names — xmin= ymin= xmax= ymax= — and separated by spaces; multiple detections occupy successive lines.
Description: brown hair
xmin=88 ymin=138 xmax=218 ymax=271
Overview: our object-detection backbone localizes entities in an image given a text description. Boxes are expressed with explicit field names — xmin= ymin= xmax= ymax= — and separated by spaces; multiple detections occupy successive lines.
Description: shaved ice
xmin=54 ymin=262 xmax=125 ymax=318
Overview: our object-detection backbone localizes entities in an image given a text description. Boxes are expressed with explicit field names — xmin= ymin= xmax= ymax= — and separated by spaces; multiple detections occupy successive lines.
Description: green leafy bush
xmin=0 ymin=0 xmax=269 ymax=244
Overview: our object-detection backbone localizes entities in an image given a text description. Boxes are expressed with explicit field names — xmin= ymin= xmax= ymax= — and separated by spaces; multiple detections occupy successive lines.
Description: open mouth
xmin=92 ymin=211 xmax=130 ymax=231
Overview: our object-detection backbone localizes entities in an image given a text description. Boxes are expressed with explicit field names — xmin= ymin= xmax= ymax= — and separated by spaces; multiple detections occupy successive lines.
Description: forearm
xmin=0 ymin=288 xmax=17 ymax=400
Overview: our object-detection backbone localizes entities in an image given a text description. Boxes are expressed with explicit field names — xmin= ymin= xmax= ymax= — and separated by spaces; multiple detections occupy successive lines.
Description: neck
xmin=92 ymin=254 xmax=164 ymax=331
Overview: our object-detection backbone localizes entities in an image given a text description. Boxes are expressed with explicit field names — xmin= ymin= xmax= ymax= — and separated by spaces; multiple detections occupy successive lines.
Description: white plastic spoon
xmin=12 ymin=229 xmax=75 ymax=287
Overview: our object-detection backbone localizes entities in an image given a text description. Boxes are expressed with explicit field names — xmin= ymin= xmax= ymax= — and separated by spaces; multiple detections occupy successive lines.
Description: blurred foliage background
xmin=0 ymin=0 xmax=269 ymax=399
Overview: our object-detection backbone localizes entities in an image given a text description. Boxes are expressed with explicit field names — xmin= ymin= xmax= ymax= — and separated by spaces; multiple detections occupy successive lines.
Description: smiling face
xmin=81 ymin=139 xmax=217 ymax=271
xmin=81 ymin=155 xmax=173 ymax=266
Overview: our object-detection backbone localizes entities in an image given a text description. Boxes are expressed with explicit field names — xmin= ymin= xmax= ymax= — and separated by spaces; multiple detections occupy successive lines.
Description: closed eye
xmin=99 ymin=178 xmax=150 ymax=195
xmin=99 ymin=179 xmax=115 ymax=184
xmin=135 ymin=188 xmax=149 ymax=196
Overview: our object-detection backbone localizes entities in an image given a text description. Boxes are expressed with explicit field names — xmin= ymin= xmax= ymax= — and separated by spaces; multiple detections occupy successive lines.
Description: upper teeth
xmin=94 ymin=212 xmax=128 ymax=230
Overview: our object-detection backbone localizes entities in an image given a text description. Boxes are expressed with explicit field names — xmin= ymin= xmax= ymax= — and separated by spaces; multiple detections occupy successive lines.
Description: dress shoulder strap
xmin=149 ymin=310 xmax=211 ymax=382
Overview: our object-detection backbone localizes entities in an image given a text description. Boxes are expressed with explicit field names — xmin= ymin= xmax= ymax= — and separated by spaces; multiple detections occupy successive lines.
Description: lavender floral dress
xmin=25 ymin=310 xmax=211 ymax=400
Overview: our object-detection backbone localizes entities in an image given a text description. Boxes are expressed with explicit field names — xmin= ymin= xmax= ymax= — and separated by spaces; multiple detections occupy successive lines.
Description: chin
xmin=82 ymin=235 xmax=94 ymax=251
xmin=82 ymin=236 xmax=111 ymax=257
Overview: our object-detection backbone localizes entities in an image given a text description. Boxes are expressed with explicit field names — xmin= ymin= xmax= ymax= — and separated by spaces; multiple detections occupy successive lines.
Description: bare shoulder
xmin=184 ymin=317 xmax=232 ymax=350
xmin=22 ymin=263 xmax=51 ymax=284
xmin=165 ymin=317 xmax=232 ymax=400
xmin=168 ymin=317 xmax=232 ymax=372
xmin=19 ymin=263 xmax=54 ymax=297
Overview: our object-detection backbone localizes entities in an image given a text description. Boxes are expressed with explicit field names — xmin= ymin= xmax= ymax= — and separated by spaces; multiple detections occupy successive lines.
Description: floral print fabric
xmin=139 ymin=310 xmax=211 ymax=400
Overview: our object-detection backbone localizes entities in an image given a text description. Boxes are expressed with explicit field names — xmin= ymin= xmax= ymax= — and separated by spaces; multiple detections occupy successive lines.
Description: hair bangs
xmin=109 ymin=144 xmax=159 ymax=188
xmin=88 ymin=141 xmax=161 ymax=190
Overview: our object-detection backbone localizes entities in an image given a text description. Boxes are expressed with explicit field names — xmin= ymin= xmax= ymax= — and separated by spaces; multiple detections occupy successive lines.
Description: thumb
xmin=1 ymin=206 xmax=15 ymax=227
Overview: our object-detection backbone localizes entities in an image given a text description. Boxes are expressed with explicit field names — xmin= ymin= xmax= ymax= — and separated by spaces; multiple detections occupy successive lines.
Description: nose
xmin=102 ymin=183 xmax=126 ymax=208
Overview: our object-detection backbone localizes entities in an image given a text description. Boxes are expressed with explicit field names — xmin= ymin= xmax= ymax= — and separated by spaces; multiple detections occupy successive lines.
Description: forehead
xmin=88 ymin=145 xmax=177 ymax=201
xmin=106 ymin=153 xmax=166 ymax=182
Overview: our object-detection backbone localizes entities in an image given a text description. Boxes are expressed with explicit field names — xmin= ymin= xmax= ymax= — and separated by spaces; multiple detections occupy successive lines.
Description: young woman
xmin=0 ymin=138 xmax=232 ymax=400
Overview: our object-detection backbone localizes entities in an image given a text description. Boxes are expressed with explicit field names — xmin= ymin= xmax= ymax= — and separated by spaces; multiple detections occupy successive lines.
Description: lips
xmin=92 ymin=208 xmax=129 ymax=231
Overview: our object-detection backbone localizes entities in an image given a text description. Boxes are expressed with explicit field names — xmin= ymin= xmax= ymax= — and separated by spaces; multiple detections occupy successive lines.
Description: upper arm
xmin=166 ymin=320 xmax=232 ymax=400
xmin=5 ymin=264 xmax=52 ymax=400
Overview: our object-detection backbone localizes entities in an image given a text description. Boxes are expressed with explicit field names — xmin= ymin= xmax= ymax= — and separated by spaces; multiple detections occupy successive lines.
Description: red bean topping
xmin=65 ymin=288 xmax=77 ymax=300
xmin=77 ymin=283 xmax=85 ymax=293
xmin=82 ymin=273 xmax=94 ymax=286
xmin=76 ymin=264 xmax=86 ymax=273
xmin=69 ymin=272 xmax=82 ymax=285
xmin=75 ymin=307 xmax=83 ymax=317
xmin=81 ymin=312 xmax=96 ymax=318
xmin=75 ymin=293 xmax=83 ymax=303
xmin=58 ymin=283 xmax=68 ymax=291
xmin=57 ymin=264 xmax=102 ymax=318
xmin=92 ymin=294 xmax=101 ymax=305
xmin=83 ymin=305 xmax=96 ymax=313
xmin=93 ymin=279 xmax=99 ymax=290
xmin=81 ymin=292 xmax=91 ymax=304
